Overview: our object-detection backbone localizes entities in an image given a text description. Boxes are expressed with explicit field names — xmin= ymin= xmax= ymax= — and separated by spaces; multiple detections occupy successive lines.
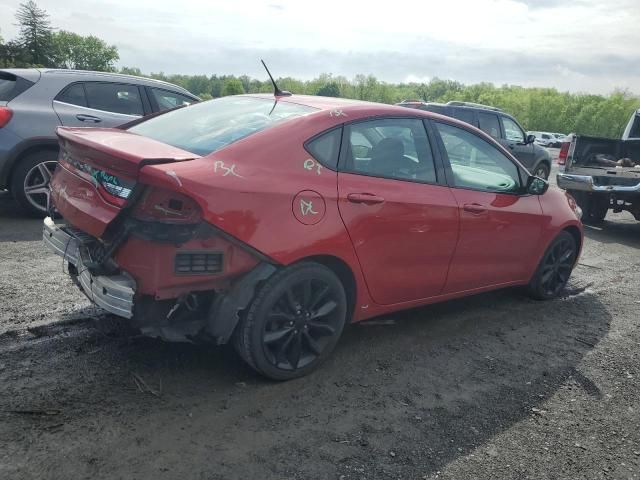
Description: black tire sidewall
xmin=10 ymin=149 xmax=58 ymax=217
xmin=242 ymin=263 xmax=347 ymax=381
xmin=529 ymin=231 xmax=577 ymax=300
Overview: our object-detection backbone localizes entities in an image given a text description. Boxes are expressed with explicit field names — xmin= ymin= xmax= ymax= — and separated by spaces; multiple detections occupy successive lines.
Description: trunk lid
xmin=51 ymin=127 xmax=200 ymax=237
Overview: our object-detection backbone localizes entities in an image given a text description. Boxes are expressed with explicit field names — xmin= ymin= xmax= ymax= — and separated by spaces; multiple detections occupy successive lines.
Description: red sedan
xmin=43 ymin=94 xmax=583 ymax=380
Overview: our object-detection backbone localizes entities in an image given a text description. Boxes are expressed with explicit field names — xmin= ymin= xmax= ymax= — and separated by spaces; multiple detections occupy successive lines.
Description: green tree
xmin=221 ymin=77 xmax=245 ymax=96
xmin=15 ymin=0 xmax=53 ymax=66
xmin=316 ymin=82 xmax=340 ymax=97
xmin=51 ymin=31 xmax=119 ymax=71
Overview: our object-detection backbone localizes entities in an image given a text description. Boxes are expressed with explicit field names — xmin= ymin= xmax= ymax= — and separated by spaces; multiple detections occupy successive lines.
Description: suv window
xmin=477 ymin=112 xmax=501 ymax=139
xmin=0 ymin=72 xmax=34 ymax=102
xmin=84 ymin=83 xmax=144 ymax=116
xmin=150 ymin=87 xmax=196 ymax=111
xmin=502 ymin=116 xmax=525 ymax=143
xmin=305 ymin=128 xmax=342 ymax=170
xmin=56 ymin=83 xmax=87 ymax=107
xmin=342 ymin=118 xmax=436 ymax=183
xmin=435 ymin=122 xmax=520 ymax=193
xmin=450 ymin=108 xmax=475 ymax=125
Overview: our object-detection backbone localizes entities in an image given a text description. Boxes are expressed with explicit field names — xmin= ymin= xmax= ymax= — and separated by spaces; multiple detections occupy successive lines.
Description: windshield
xmin=129 ymin=96 xmax=317 ymax=155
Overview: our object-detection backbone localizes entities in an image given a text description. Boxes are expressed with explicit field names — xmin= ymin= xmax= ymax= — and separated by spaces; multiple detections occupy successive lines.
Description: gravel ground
xmin=1 ymin=166 xmax=639 ymax=479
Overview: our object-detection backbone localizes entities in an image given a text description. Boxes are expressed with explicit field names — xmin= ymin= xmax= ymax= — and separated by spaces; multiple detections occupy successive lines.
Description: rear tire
xmin=527 ymin=231 xmax=577 ymax=300
xmin=233 ymin=262 xmax=347 ymax=380
xmin=10 ymin=150 xmax=58 ymax=217
xmin=572 ymin=191 xmax=608 ymax=224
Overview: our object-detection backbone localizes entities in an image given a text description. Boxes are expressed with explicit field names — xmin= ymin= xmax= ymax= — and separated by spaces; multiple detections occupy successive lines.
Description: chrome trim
xmin=557 ymin=173 xmax=640 ymax=192
xmin=42 ymin=217 xmax=135 ymax=318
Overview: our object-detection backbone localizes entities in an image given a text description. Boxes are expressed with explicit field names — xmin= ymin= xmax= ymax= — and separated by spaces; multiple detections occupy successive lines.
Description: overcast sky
xmin=1 ymin=0 xmax=638 ymax=94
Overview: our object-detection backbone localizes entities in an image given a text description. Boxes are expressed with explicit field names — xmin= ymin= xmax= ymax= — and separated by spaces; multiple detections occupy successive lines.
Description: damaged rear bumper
xmin=42 ymin=217 xmax=136 ymax=318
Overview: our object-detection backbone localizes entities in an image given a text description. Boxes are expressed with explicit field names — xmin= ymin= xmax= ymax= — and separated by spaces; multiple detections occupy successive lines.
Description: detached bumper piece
xmin=42 ymin=217 xmax=136 ymax=319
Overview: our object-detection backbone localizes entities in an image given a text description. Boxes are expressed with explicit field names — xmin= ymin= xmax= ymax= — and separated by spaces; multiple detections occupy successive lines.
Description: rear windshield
xmin=0 ymin=72 xmax=34 ymax=102
xmin=129 ymin=96 xmax=317 ymax=155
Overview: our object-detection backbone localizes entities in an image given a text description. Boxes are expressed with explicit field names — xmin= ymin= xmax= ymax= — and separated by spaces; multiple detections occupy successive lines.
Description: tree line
xmin=2 ymin=2 xmax=639 ymax=138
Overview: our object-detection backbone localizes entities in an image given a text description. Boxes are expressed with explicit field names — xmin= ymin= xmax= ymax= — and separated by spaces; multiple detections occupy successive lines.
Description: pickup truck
xmin=557 ymin=109 xmax=640 ymax=223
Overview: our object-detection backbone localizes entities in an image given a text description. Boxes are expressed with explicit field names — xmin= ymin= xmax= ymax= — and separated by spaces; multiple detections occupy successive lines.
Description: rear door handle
xmin=76 ymin=114 xmax=102 ymax=123
xmin=463 ymin=203 xmax=487 ymax=214
xmin=347 ymin=193 xmax=385 ymax=205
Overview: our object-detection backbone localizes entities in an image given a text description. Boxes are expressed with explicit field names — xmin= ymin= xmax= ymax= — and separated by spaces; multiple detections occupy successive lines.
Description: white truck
xmin=557 ymin=109 xmax=640 ymax=223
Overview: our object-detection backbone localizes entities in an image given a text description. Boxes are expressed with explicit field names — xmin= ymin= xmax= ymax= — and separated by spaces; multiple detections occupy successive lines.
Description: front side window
xmin=435 ymin=122 xmax=521 ymax=193
xmin=342 ymin=118 xmax=436 ymax=183
xmin=129 ymin=96 xmax=317 ymax=156
xmin=502 ymin=116 xmax=525 ymax=143
xmin=150 ymin=87 xmax=197 ymax=112
xmin=477 ymin=112 xmax=501 ymax=139
xmin=84 ymin=83 xmax=144 ymax=116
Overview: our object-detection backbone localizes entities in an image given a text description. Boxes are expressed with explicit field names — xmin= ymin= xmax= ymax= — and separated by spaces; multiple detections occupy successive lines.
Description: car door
xmin=337 ymin=117 xmax=459 ymax=305
xmin=431 ymin=120 xmax=544 ymax=293
xmin=53 ymin=82 xmax=145 ymax=127
xmin=500 ymin=115 xmax=536 ymax=170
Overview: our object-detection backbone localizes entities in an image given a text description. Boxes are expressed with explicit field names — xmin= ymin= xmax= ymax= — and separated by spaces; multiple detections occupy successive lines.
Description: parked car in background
xmin=528 ymin=131 xmax=558 ymax=148
xmin=557 ymin=112 xmax=640 ymax=224
xmin=0 ymin=68 xmax=200 ymax=215
xmin=43 ymin=94 xmax=583 ymax=379
xmin=398 ymin=101 xmax=552 ymax=178
xmin=552 ymin=133 xmax=567 ymax=146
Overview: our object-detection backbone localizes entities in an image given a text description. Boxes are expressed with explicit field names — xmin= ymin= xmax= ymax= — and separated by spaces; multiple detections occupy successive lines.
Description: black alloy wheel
xmin=528 ymin=231 xmax=577 ymax=300
xmin=234 ymin=262 xmax=347 ymax=380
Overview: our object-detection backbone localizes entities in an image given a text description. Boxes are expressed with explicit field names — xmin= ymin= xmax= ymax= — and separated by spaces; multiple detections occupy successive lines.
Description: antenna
xmin=261 ymin=59 xmax=292 ymax=97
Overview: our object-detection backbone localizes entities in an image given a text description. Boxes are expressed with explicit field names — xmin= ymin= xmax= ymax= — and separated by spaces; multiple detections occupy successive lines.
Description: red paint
xmin=51 ymin=94 xmax=583 ymax=322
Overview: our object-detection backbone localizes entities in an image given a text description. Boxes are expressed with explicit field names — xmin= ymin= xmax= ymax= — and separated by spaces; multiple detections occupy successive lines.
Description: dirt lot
xmin=1 ymin=170 xmax=639 ymax=479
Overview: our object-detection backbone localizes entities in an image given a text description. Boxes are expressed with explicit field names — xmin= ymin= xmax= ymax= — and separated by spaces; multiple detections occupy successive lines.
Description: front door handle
xmin=76 ymin=114 xmax=102 ymax=123
xmin=347 ymin=193 xmax=385 ymax=205
xmin=463 ymin=203 xmax=487 ymax=214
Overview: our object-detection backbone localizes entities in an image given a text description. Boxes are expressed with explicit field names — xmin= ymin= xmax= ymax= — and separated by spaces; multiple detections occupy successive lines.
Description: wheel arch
xmin=303 ymin=254 xmax=357 ymax=323
xmin=2 ymin=138 xmax=59 ymax=190
xmin=562 ymin=224 xmax=583 ymax=257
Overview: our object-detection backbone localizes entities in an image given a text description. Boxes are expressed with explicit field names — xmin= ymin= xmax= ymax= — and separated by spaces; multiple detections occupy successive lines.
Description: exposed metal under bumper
xmin=42 ymin=217 xmax=136 ymax=319
xmin=557 ymin=173 xmax=640 ymax=192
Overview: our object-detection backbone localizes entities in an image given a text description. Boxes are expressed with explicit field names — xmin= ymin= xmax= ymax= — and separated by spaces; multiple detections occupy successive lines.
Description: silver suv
xmin=0 ymin=69 xmax=199 ymax=215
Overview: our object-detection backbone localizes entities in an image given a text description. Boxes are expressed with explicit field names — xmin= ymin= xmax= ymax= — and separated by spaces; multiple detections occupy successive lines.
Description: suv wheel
xmin=533 ymin=162 xmax=550 ymax=179
xmin=572 ymin=191 xmax=608 ymax=224
xmin=11 ymin=150 xmax=58 ymax=217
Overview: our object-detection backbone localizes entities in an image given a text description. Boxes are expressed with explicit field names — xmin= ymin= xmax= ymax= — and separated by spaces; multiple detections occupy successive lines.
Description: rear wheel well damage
xmin=208 ymin=255 xmax=357 ymax=345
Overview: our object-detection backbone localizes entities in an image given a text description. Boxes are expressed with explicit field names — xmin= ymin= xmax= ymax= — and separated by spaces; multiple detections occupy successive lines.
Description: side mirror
xmin=527 ymin=175 xmax=549 ymax=195
xmin=526 ymin=134 xmax=536 ymax=145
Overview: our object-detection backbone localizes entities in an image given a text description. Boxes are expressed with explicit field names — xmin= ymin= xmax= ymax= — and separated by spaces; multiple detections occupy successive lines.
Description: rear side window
xmin=0 ymin=72 xmax=34 ymax=102
xmin=477 ymin=112 xmax=501 ymax=139
xmin=450 ymin=108 xmax=475 ymax=125
xmin=305 ymin=128 xmax=342 ymax=170
xmin=129 ymin=96 xmax=317 ymax=156
xmin=56 ymin=83 xmax=87 ymax=107
xmin=150 ymin=87 xmax=197 ymax=112
xmin=84 ymin=83 xmax=144 ymax=116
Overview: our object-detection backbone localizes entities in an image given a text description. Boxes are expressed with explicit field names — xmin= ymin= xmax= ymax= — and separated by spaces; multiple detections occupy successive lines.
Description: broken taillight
xmin=558 ymin=141 xmax=570 ymax=165
xmin=0 ymin=107 xmax=13 ymax=128
xmin=132 ymin=187 xmax=202 ymax=224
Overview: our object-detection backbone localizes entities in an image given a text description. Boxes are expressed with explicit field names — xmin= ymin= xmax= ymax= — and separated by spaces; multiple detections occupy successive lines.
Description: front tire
xmin=527 ymin=231 xmax=577 ymax=300
xmin=533 ymin=162 xmax=550 ymax=179
xmin=233 ymin=262 xmax=347 ymax=380
xmin=10 ymin=150 xmax=58 ymax=217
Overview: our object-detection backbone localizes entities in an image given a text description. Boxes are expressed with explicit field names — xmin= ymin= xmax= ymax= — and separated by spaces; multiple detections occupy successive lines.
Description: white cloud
xmin=1 ymin=0 xmax=638 ymax=94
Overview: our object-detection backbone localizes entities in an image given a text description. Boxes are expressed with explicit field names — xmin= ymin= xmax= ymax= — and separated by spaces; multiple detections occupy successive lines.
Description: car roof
xmin=2 ymin=68 xmax=196 ymax=97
